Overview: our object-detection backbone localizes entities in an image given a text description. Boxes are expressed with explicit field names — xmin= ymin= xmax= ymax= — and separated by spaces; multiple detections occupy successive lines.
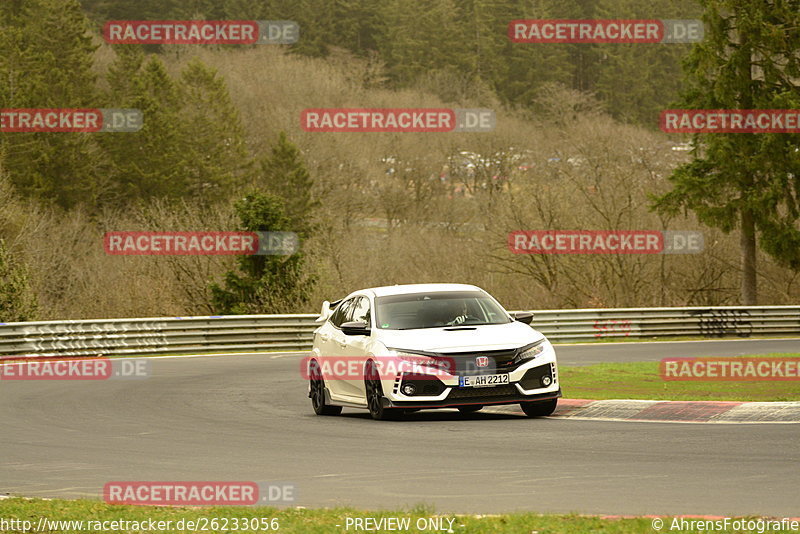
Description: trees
xmin=0 ymin=239 xmax=38 ymax=322
xmin=209 ymin=192 xmax=315 ymax=314
xmin=257 ymin=131 xmax=317 ymax=237
xmin=377 ymin=0 xmax=464 ymax=86
xmin=593 ymin=0 xmax=701 ymax=125
xmin=80 ymin=0 xmax=184 ymax=20
xmin=0 ymin=0 xmax=106 ymax=208
xmin=211 ymin=132 xmax=317 ymax=314
xmin=653 ymin=0 xmax=800 ymax=304
xmin=101 ymin=52 xmax=249 ymax=204
xmin=101 ymin=54 xmax=188 ymax=201
xmin=76 ymin=0 xmax=704 ymax=127
xmin=179 ymin=58 xmax=251 ymax=200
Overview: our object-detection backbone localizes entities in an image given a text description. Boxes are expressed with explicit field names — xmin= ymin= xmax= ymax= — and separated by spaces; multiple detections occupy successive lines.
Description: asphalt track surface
xmin=1 ymin=339 xmax=799 ymax=515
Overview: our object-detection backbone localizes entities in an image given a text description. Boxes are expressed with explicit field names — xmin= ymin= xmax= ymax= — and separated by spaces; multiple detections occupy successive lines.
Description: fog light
xmin=402 ymin=384 xmax=416 ymax=396
xmin=541 ymin=375 xmax=552 ymax=386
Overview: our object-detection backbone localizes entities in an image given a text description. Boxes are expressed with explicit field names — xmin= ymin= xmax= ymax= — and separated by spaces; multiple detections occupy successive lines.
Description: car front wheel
xmin=365 ymin=361 xmax=401 ymax=421
xmin=520 ymin=398 xmax=558 ymax=417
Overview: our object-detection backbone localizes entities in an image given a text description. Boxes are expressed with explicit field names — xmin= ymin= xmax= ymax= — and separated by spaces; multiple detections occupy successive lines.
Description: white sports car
xmin=306 ymin=283 xmax=561 ymax=420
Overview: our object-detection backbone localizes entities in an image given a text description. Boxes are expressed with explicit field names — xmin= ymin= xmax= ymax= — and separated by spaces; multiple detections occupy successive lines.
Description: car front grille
xmin=446 ymin=384 xmax=517 ymax=399
xmin=434 ymin=348 xmax=522 ymax=374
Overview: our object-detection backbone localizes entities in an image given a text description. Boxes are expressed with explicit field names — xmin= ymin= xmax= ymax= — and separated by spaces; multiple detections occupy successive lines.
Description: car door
xmin=339 ymin=295 xmax=373 ymax=399
xmin=319 ymin=297 xmax=355 ymax=400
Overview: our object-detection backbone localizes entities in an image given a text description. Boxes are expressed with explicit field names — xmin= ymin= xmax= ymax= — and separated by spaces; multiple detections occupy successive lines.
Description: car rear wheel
xmin=365 ymin=361 xmax=401 ymax=421
xmin=457 ymin=405 xmax=483 ymax=414
xmin=309 ymin=359 xmax=342 ymax=416
xmin=520 ymin=398 xmax=557 ymax=417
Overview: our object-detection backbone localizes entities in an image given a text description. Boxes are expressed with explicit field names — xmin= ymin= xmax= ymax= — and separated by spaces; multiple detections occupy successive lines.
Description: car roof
xmin=361 ymin=283 xmax=484 ymax=298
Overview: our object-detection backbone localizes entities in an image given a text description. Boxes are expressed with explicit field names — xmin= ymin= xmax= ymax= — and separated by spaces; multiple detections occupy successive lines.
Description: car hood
xmin=374 ymin=321 xmax=544 ymax=353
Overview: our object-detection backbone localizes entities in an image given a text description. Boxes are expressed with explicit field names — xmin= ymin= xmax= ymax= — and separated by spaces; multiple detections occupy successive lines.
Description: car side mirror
xmin=341 ymin=321 xmax=371 ymax=336
xmin=511 ymin=311 xmax=534 ymax=325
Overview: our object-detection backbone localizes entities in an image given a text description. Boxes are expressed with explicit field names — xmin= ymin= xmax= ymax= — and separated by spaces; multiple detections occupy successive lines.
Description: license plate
xmin=459 ymin=373 xmax=510 ymax=388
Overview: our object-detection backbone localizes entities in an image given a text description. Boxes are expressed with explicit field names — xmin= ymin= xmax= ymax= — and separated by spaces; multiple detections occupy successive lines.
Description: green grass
xmin=555 ymin=334 xmax=800 ymax=345
xmin=1 ymin=498 xmax=796 ymax=533
xmin=561 ymin=353 xmax=800 ymax=401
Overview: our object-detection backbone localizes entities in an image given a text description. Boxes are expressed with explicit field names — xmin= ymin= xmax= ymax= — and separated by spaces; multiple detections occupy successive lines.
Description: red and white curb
xmin=487 ymin=399 xmax=800 ymax=423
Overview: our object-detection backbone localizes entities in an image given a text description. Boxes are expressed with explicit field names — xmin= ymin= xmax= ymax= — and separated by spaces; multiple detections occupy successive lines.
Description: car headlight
xmin=390 ymin=349 xmax=453 ymax=373
xmin=514 ymin=339 xmax=548 ymax=363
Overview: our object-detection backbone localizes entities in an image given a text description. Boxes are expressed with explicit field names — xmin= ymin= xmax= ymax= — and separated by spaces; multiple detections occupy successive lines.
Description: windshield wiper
xmin=395 ymin=325 xmax=446 ymax=330
xmin=395 ymin=323 xmax=500 ymax=330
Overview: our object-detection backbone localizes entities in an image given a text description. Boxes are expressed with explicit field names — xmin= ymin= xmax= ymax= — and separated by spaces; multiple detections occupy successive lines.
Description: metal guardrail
xmin=0 ymin=306 xmax=798 ymax=358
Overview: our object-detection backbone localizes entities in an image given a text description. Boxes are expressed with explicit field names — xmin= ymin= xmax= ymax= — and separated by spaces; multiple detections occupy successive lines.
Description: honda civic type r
xmin=306 ymin=283 xmax=561 ymax=420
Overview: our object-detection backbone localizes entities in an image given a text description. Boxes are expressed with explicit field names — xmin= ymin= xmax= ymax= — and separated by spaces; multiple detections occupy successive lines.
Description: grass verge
xmin=560 ymin=353 xmax=800 ymax=401
xmin=1 ymin=498 xmax=797 ymax=533
xmin=555 ymin=334 xmax=800 ymax=345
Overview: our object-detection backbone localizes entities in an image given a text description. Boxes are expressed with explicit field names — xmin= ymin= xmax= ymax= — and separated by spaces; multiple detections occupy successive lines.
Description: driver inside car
xmin=449 ymin=301 xmax=470 ymax=325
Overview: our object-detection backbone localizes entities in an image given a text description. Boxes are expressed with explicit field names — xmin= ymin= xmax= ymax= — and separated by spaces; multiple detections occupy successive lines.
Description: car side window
xmin=349 ymin=296 xmax=371 ymax=326
xmin=329 ymin=298 xmax=354 ymax=327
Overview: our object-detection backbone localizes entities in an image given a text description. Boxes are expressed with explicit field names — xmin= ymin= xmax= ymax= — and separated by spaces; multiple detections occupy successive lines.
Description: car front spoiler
xmin=385 ymin=388 xmax=562 ymax=409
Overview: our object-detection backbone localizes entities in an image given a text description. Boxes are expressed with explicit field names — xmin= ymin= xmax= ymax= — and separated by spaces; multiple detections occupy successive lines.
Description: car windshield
xmin=375 ymin=291 xmax=511 ymax=330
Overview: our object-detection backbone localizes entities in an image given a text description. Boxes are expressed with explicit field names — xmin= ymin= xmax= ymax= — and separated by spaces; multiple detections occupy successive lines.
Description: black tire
xmin=457 ymin=405 xmax=483 ymax=414
xmin=365 ymin=361 xmax=402 ymax=421
xmin=309 ymin=360 xmax=342 ymax=416
xmin=520 ymin=398 xmax=558 ymax=417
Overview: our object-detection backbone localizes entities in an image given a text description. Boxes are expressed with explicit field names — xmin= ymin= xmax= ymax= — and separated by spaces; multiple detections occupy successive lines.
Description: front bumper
xmin=386 ymin=387 xmax=562 ymax=408
xmin=383 ymin=351 xmax=561 ymax=408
